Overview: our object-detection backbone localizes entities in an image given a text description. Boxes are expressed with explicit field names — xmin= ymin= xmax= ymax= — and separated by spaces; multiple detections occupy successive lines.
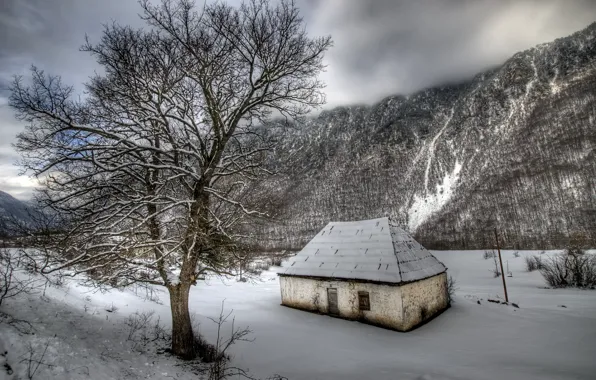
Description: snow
xmin=550 ymin=67 xmax=562 ymax=95
xmin=2 ymin=249 xmax=596 ymax=380
xmin=405 ymin=105 xmax=465 ymax=233
xmin=281 ymin=217 xmax=445 ymax=283
xmin=408 ymin=161 xmax=462 ymax=231
xmin=0 ymin=269 xmax=198 ymax=380
xmin=423 ymin=107 xmax=455 ymax=192
xmin=520 ymin=57 xmax=539 ymax=117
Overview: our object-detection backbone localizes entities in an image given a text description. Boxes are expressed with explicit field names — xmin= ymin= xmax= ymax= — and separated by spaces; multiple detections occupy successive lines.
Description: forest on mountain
xmin=248 ymin=22 xmax=596 ymax=250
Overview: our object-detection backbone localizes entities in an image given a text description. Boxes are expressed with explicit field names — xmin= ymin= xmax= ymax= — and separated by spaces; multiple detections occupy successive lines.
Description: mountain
xmin=0 ymin=190 xmax=35 ymax=236
xmin=253 ymin=22 xmax=596 ymax=250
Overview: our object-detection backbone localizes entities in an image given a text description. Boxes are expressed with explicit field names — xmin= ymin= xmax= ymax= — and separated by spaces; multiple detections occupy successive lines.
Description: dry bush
xmin=270 ymin=256 xmax=283 ymax=267
xmin=20 ymin=341 xmax=52 ymax=379
xmin=491 ymin=255 xmax=501 ymax=278
xmin=534 ymin=255 xmax=544 ymax=270
xmin=540 ymin=249 xmax=596 ymax=288
xmin=483 ymin=250 xmax=496 ymax=260
xmin=198 ymin=300 xmax=277 ymax=380
xmin=125 ymin=311 xmax=155 ymax=340
xmin=524 ymin=255 xmax=543 ymax=272
xmin=193 ymin=333 xmax=222 ymax=364
xmin=250 ymin=261 xmax=271 ymax=271
xmin=0 ymin=249 xmax=41 ymax=307
xmin=525 ymin=255 xmax=537 ymax=271
xmin=125 ymin=310 xmax=170 ymax=353
xmin=266 ymin=251 xmax=290 ymax=267
xmin=447 ymin=275 xmax=457 ymax=305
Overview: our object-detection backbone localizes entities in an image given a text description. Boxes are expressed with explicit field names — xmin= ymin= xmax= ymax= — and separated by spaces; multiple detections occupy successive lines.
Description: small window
xmin=358 ymin=291 xmax=370 ymax=311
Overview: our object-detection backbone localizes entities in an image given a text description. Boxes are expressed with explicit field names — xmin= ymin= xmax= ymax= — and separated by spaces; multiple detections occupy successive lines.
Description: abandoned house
xmin=278 ymin=217 xmax=449 ymax=331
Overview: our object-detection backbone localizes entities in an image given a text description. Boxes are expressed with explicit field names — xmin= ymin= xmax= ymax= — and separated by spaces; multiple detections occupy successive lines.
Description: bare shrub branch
xmin=447 ymin=275 xmax=457 ymax=305
xmin=491 ymin=254 xmax=501 ymax=278
xmin=0 ymin=249 xmax=43 ymax=307
xmin=540 ymin=249 xmax=596 ymax=288
xmin=19 ymin=341 xmax=53 ymax=380
xmin=524 ymin=254 xmax=543 ymax=272
xmin=483 ymin=250 xmax=495 ymax=260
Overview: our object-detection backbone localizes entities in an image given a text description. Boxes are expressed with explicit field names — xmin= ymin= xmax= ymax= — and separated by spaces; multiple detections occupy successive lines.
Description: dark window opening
xmin=328 ymin=288 xmax=339 ymax=315
xmin=358 ymin=291 xmax=370 ymax=311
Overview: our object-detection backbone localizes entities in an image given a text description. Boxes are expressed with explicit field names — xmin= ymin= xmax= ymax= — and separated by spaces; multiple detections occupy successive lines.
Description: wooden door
xmin=327 ymin=288 xmax=339 ymax=315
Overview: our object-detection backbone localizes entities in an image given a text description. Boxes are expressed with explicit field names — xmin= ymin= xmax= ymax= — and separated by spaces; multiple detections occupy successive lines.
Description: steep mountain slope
xmin=0 ymin=190 xmax=34 ymax=236
xmin=255 ymin=22 xmax=596 ymax=250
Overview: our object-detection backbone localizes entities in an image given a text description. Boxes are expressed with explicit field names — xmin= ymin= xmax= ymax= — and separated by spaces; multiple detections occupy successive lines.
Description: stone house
xmin=278 ymin=217 xmax=449 ymax=331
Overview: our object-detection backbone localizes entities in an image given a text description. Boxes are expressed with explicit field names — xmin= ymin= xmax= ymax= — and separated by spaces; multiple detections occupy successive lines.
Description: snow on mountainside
xmin=252 ymin=22 xmax=596 ymax=250
xmin=0 ymin=190 xmax=34 ymax=236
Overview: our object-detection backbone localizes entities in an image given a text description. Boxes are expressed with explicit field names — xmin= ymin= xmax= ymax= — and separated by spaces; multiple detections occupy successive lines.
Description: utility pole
xmin=494 ymin=228 xmax=509 ymax=303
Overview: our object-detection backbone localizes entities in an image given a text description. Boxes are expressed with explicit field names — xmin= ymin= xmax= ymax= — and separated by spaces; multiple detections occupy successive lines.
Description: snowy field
xmin=2 ymin=250 xmax=596 ymax=380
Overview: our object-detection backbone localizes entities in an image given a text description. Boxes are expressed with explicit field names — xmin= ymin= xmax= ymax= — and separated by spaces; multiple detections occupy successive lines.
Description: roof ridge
xmin=386 ymin=217 xmax=403 ymax=281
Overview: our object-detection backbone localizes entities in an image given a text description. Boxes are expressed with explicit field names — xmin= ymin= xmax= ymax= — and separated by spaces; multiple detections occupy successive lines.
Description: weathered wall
xmin=279 ymin=273 xmax=449 ymax=331
xmin=279 ymin=275 xmax=405 ymax=330
xmin=400 ymin=272 xmax=449 ymax=331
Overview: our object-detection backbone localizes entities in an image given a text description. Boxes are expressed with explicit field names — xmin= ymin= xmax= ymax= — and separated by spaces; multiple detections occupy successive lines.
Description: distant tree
xmin=10 ymin=0 xmax=330 ymax=359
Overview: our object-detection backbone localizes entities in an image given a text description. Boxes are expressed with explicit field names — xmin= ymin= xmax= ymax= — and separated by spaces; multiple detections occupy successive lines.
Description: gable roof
xmin=280 ymin=217 xmax=446 ymax=284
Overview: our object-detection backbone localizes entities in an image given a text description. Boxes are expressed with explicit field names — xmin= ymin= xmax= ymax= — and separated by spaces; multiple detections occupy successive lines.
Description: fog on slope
xmin=310 ymin=0 xmax=596 ymax=107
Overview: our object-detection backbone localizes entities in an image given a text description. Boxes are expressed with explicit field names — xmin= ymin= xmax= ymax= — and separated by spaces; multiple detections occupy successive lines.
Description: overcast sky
xmin=1 ymin=0 xmax=595 ymax=200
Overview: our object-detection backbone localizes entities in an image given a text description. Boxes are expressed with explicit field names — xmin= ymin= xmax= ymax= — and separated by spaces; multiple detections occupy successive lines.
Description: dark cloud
xmin=1 ymin=0 xmax=595 ymax=198
xmin=0 ymin=0 xmax=144 ymax=83
xmin=0 ymin=0 xmax=146 ymax=199
xmin=307 ymin=0 xmax=596 ymax=106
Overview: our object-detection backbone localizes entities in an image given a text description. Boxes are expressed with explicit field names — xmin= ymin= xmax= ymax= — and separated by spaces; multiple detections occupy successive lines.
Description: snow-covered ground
xmin=0 ymin=267 xmax=203 ymax=380
xmin=2 ymin=250 xmax=596 ymax=380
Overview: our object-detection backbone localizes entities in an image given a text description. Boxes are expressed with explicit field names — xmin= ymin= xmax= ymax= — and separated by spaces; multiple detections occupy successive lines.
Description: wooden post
xmin=494 ymin=228 xmax=509 ymax=303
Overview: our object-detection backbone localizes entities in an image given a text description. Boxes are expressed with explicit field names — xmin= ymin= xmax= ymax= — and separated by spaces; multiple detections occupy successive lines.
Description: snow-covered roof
xmin=280 ymin=217 xmax=446 ymax=284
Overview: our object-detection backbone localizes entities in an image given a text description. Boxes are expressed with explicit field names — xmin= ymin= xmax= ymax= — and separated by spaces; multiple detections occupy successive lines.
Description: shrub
xmin=250 ymin=261 xmax=271 ymax=271
xmin=539 ymin=249 xmax=596 ymax=288
xmin=125 ymin=311 xmax=155 ymax=341
xmin=270 ymin=256 xmax=283 ymax=267
xmin=0 ymin=248 xmax=40 ymax=307
xmin=124 ymin=310 xmax=169 ymax=354
xmin=534 ymin=255 xmax=543 ymax=270
xmin=483 ymin=250 xmax=496 ymax=260
xmin=194 ymin=332 xmax=221 ymax=363
xmin=524 ymin=255 xmax=543 ymax=272
xmin=491 ymin=255 xmax=501 ymax=278
xmin=446 ymin=276 xmax=457 ymax=305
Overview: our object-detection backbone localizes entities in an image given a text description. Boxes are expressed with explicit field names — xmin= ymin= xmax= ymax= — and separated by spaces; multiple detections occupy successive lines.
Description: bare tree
xmin=9 ymin=0 xmax=330 ymax=359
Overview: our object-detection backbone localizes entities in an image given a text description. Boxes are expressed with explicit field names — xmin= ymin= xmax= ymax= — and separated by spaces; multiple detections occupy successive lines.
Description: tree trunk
xmin=168 ymin=283 xmax=195 ymax=359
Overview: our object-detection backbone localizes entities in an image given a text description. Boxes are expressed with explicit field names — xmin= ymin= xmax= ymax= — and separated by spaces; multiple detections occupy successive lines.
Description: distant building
xmin=278 ymin=217 xmax=449 ymax=331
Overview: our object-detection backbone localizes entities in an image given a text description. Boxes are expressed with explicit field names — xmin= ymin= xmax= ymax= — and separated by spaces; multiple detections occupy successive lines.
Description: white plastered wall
xmin=279 ymin=275 xmax=405 ymax=330
xmin=400 ymin=272 xmax=449 ymax=331
xmin=279 ymin=273 xmax=448 ymax=331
